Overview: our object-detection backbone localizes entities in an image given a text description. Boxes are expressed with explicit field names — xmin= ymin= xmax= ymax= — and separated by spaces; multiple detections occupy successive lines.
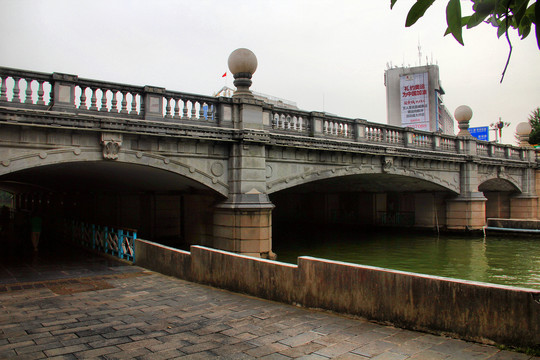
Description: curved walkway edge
xmin=1 ymin=264 xmax=538 ymax=359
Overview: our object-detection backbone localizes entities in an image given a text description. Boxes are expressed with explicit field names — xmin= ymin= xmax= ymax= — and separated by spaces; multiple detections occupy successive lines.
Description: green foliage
xmin=391 ymin=0 xmax=540 ymax=49
xmin=528 ymin=107 xmax=540 ymax=145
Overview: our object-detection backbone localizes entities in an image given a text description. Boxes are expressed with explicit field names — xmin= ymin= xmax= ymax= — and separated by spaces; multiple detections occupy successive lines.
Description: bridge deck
xmin=0 ymin=242 xmax=536 ymax=359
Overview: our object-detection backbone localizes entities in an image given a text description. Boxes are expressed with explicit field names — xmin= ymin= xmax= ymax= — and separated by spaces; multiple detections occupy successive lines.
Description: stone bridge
xmin=1 ymin=51 xmax=538 ymax=258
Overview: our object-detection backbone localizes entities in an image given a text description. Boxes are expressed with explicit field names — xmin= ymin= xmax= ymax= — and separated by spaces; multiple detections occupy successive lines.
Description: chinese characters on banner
xmin=400 ymin=73 xmax=430 ymax=131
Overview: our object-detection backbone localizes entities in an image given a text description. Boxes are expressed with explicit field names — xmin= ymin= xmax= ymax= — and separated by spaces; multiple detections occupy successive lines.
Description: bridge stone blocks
xmin=446 ymin=198 xmax=487 ymax=230
xmin=213 ymin=205 xmax=274 ymax=258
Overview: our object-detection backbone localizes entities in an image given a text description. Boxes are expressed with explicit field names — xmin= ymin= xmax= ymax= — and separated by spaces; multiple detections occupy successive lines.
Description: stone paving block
xmin=43 ymin=344 xmax=90 ymax=357
xmin=60 ymin=334 xmax=104 ymax=347
xmin=313 ymin=332 xmax=354 ymax=346
xmin=430 ymin=338 xmax=475 ymax=354
xmin=14 ymin=341 xmax=64 ymax=355
xmin=128 ymin=330 xmax=169 ymax=341
xmin=116 ymin=337 xmax=163 ymax=350
xmin=45 ymin=354 xmax=78 ymax=360
xmin=408 ymin=349 xmax=451 ymax=359
xmin=0 ymin=340 xmax=35 ymax=352
xmin=87 ymin=336 xmax=132 ymax=348
xmin=314 ymin=341 xmax=359 ymax=358
xmin=211 ymin=341 xmax=256 ymax=356
xmin=278 ymin=341 xmax=326 ymax=358
xmin=137 ymin=348 xmax=186 ymax=359
xmin=294 ymin=354 xmax=329 ymax=360
xmin=352 ymin=340 xmax=398 ymax=358
xmin=259 ymin=353 xmax=294 ymax=360
xmin=414 ymin=333 xmax=448 ymax=345
xmin=101 ymin=327 xmax=144 ymax=339
xmin=387 ymin=339 xmax=434 ymax=356
xmin=0 ymin=349 xmax=17 ymax=359
xmin=171 ymin=350 xmax=220 ymax=359
xmin=102 ymin=346 xmax=151 ymax=359
xmin=73 ymin=345 xmax=122 ymax=359
xmin=486 ymin=351 xmax=536 ymax=359
xmin=333 ymin=353 xmax=371 ymax=360
xmin=244 ymin=342 xmax=291 ymax=357
xmin=180 ymin=340 xmax=222 ymax=354
xmin=384 ymin=329 xmax=423 ymax=344
xmin=278 ymin=331 xmax=322 ymax=347
xmin=247 ymin=332 xmax=290 ymax=346
xmin=347 ymin=330 xmax=389 ymax=345
xmin=371 ymin=352 xmax=408 ymax=360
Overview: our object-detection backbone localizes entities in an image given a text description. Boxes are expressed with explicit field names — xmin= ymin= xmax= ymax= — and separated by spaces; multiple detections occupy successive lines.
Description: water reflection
xmin=273 ymin=228 xmax=540 ymax=290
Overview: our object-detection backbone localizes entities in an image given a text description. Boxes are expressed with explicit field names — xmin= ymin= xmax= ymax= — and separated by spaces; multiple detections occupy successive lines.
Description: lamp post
xmin=490 ymin=117 xmax=510 ymax=143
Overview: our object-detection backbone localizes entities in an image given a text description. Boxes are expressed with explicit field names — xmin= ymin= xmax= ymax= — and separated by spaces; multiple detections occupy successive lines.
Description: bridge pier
xmin=446 ymin=195 xmax=487 ymax=231
xmin=510 ymin=195 xmax=538 ymax=219
xmin=213 ymin=196 xmax=274 ymax=259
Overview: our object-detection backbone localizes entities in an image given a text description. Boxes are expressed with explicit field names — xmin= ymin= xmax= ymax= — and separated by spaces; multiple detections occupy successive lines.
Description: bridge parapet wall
xmin=2 ymin=66 xmax=538 ymax=166
xmin=264 ymin=105 xmax=540 ymax=164
xmin=135 ymin=240 xmax=540 ymax=350
xmin=0 ymin=66 xmax=226 ymax=126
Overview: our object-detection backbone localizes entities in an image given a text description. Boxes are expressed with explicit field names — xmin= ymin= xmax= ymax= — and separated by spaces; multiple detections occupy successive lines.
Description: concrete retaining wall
xmin=135 ymin=239 xmax=540 ymax=349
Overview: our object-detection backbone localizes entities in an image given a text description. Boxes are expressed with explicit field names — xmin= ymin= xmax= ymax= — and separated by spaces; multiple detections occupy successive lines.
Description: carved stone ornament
xmin=382 ymin=157 xmax=393 ymax=173
xmin=101 ymin=133 xmax=123 ymax=160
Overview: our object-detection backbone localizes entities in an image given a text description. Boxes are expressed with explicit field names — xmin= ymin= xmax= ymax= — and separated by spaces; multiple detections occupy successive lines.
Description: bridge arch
xmin=478 ymin=177 xmax=522 ymax=220
xmin=266 ymin=164 xmax=459 ymax=195
xmin=478 ymin=177 xmax=521 ymax=194
xmin=0 ymin=147 xmax=229 ymax=196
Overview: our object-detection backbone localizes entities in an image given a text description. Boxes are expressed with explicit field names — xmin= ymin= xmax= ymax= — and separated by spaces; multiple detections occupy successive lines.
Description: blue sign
xmin=469 ymin=126 xmax=489 ymax=141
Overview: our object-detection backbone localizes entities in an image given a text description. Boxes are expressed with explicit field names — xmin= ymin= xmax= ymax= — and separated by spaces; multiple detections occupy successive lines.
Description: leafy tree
xmin=528 ymin=107 xmax=540 ymax=145
xmin=391 ymin=0 xmax=539 ymax=82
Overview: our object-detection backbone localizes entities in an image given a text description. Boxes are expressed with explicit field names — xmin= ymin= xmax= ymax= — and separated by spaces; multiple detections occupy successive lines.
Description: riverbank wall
xmin=135 ymin=238 xmax=540 ymax=349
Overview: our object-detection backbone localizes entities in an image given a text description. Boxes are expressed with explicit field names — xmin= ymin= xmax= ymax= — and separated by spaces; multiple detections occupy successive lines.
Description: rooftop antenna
xmin=418 ymin=40 xmax=422 ymax=66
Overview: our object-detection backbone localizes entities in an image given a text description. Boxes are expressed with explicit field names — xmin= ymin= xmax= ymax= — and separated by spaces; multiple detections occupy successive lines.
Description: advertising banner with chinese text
xmin=400 ymin=73 xmax=430 ymax=131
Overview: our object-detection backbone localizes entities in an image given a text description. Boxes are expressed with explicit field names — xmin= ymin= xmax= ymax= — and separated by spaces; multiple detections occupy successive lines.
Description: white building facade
xmin=385 ymin=65 xmax=454 ymax=135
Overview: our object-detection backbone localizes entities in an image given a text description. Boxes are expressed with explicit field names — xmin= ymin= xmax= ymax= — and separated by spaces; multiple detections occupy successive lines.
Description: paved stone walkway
xmin=0 ymin=248 xmax=538 ymax=359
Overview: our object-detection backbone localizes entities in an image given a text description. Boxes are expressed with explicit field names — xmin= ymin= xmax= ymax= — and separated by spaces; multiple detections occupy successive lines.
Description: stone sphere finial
xmin=516 ymin=121 xmax=532 ymax=147
xmin=228 ymin=48 xmax=258 ymax=98
xmin=454 ymin=105 xmax=473 ymax=137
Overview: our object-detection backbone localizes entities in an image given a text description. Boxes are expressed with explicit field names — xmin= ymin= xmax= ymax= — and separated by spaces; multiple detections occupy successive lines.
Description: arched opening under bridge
xmin=0 ymin=160 xmax=224 ymax=255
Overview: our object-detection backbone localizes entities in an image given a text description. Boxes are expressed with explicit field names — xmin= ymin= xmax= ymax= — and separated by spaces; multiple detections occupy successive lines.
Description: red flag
xmin=222 ymin=72 xmax=227 ymax=78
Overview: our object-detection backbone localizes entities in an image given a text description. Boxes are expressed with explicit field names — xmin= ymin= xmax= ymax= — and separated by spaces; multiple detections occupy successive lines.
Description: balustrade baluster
xmin=182 ymin=99 xmax=189 ymax=119
xmin=165 ymin=97 xmax=172 ymax=118
xmin=190 ymin=100 xmax=197 ymax=120
xmin=12 ymin=77 xmax=21 ymax=103
xmin=120 ymin=91 xmax=128 ymax=114
xmin=130 ymin=93 xmax=138 ymax=114
xmin=208 ymin=104 xmax=215 ymax=121
xmin=24 ymin=79 xmax=33 ymax=104
xmin=36 ymin=81 xmax=45 ymax=105
xmin=100 ymin=89 xmax=108 ymax=112
xmin=89 ymin=88 xmax=98 ymax=110
xmin=199 ymin=102 xmax=205 ymax=120
xmin=111 ymin=90 xmax=118 ymax=113
xmin=174 ymin=98 xmax=181 ymax=118
xmin=0 ymin=76 xmax=7 ymax=101
xmin=79 ymin=86 xmax=87 ymax=109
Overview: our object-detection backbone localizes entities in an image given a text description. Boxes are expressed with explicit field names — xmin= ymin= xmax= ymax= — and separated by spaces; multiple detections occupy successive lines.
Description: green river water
xmin=273 ymin=228 xmax=540 ymax=290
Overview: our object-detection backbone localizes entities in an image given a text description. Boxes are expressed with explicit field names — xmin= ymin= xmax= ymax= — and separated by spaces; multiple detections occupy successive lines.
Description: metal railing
xmin=68 ymin=219 xmax=136 ymax=262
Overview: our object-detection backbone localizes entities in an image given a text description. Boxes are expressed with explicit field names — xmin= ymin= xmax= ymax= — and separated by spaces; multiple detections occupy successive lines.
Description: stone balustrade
xmin=0 ymin=66 xmax=219 ymax=125
xmin=1 ymin=66 xmax=538 ymax=163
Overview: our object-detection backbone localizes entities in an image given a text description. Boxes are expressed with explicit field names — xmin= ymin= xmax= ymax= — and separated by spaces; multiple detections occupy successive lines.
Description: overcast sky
xmin=1 ymin=0 xmax=539 ymax=144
